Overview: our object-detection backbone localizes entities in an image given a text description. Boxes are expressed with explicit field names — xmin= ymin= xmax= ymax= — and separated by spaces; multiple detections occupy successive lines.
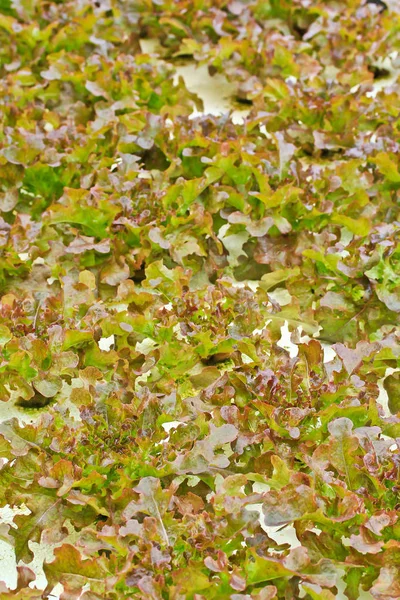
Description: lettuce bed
xmin=0 ymin=1 xmax=400 ymax=599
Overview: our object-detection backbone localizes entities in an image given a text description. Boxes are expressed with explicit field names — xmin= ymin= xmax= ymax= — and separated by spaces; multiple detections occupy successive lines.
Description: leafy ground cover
xmin=0 ymin=0 xmax=400 ymax=598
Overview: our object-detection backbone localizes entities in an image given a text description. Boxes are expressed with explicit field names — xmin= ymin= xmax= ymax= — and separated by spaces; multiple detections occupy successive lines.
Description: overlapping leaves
xmin=0 ymin=0 xmax=399 ymax=599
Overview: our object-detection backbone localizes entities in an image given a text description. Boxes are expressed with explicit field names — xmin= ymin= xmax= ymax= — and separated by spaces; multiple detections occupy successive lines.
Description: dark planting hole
xmin=203 ymin=352 xmax=232 ymax=365
xmin=96 ymin=514 xmax=108 ymax=523
xmin=292 ymin=23 xmax=309 ymax=39
xmin=366 ymin=0 xmax=388 ymax=13
xmin=16 ymin=391 xmax=55 ymax=409
xmin=320 ymin=148 xmax=343 ymax=158
xmin=234 ymin=96 xmax=253 ymax=106
xmin=130 ymin=267 xmax=146 ymax=283
xmin=368 ymin=65 xmax=391 ymax=80
xmin=141 ymin=147 xmax=170 ymax=171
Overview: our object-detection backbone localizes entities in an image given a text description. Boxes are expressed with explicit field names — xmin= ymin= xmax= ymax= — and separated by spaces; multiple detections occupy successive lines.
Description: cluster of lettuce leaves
xmin=0 ymin=0 xmax=400 ymax=598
